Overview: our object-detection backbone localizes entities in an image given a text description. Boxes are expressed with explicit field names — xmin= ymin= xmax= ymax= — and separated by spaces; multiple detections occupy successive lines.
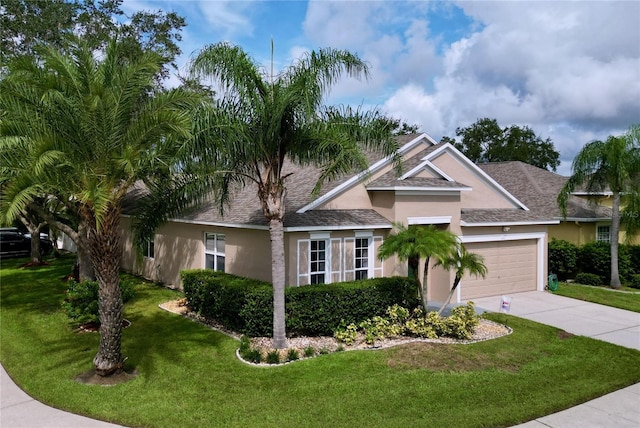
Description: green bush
xmin=61 ymin=279 xmax=136 ymax=325
xmin=333 ymin=321 xmax=358 ymax=345
xmin=286 ymin=349 xmax=299 ymax=362
xmin=578 ymin=242 xmax=633 ymax=284
xmin=265 ymin=350 xmax=280 ymax=364
xmin=181 ymin=270 xmax=417 ymax=337
xmin=303 ymin=346 xmax=315 ymax=358
xmin=548 ymin=239 xmax=578 ymax=280
xmin=629 ymin=274 xmax=640 ymax=289
xmin=628 ymin=245 xmax=640 ymax=275
xmin=575 ymin=272 xmax=602 ymax=286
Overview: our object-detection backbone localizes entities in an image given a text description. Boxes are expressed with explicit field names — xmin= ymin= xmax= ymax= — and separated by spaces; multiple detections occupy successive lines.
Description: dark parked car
xmin=0 ymin=228 xmax=53 ymax=259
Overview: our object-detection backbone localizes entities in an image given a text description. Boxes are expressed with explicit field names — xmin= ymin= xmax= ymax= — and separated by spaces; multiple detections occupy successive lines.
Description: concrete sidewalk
xmin=1 ymin=364 xmax=123 ymax=428
xmin=466 ymin=291 xmax=640 ymax=427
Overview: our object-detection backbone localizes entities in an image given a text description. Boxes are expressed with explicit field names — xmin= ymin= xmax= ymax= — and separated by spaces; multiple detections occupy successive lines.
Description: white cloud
xmin=196 ymin=1 xmax=254 ymax=40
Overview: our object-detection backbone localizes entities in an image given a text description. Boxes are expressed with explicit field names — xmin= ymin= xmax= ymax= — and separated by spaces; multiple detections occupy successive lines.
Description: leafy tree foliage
xmin=136 ymin=42 xmax=399 ymax=349
xmin=0 ymin=0 xmax=185 ymax=78
xmin=444 ymin=118 xmax=560 ymax=171
xmin=377 ymin=223 xmax=458 ymax=313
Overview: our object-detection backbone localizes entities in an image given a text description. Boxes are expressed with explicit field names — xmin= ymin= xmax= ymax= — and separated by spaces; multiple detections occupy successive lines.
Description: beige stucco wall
xmin=430 ymin=153 xmax=517 ymax=209
xmin=120 ymin=218 xmax=272 ymax=289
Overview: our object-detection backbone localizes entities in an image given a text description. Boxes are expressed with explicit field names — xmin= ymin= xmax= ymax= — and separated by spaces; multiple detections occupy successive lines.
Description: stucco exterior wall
xmin=120 ymin=218 xmax=271 ymax=289
xmin=548 ymin=222 xmax=595 ymax=245
xmin=430 ymin=153 xmax=517 ymax=209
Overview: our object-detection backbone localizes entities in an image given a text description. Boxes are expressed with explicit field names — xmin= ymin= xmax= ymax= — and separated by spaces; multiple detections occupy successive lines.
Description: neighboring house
xmin=477 ymin=161 xmax=637 ymax=246
xmin=120 ymin=133 xmax=558 ymax=304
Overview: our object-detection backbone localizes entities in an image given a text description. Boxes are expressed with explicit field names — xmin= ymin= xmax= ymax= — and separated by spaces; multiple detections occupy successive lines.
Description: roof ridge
xmin=518 ymin=162 xmax=544 ymax=194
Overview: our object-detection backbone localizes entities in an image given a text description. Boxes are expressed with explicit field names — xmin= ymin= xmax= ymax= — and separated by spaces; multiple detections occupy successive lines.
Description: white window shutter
xmin=297 ymin=240 xmax=310 ymax=286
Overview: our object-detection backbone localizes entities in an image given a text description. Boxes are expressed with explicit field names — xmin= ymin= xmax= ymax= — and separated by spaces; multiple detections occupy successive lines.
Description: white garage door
xmin=461 ymin=239 xmax=537 ymax=300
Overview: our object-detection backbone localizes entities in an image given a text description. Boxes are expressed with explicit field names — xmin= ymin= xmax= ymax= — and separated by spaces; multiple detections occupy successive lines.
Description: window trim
xmin=143 ymin=237 xmax=155 ymax=259
xmin=596 ymin=224 xmax=611 ymax=243
xmin=204 ymin=232 xmax=226 ymax=272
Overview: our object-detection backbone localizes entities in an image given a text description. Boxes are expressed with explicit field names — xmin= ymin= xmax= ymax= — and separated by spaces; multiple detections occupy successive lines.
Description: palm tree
xmin=377 ymin=223 xmax=458 ymax=313
xmin=433 ymin=244 xmax=487 ymax=315
xmin=558 ymin=125 xmax=640 ymax=289
xmin=0 ymin=37 xmax=198 ymax=375
xmin=181 ymin=42 xmax=399 ymax=349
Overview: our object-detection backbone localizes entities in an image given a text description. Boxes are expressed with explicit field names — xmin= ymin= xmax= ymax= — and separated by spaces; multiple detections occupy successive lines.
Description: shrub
xmin=182 ymin=270 xmax=417 ymax=337
xmin=333 ymin=321 xmax=358 ymax=345
xmin=548 ymin=239 xmax=578 ymax=280
xmin=628 ymin=245 xmax=640 ymax=275
xmin=446 ymin=303 xmax=480 ymax=340
xmin=629 ymin=274 xmax=640 ymax=289
xmin=286 ymin=349 xmax=299 ymax=362
xmin=578 ymin=242 xmax=633 ymax=284
xmin=575 ymin=272 xmax=602 ymax=286
xmin=62 ymin=279 xmax=136 ymax=325
xmin=242 ymin=348 xmax=262 ymax=364
xmin=303 ymin=346 xmax=315 ymax=358
xmin=265 ymin=350 xmax=280 ymax=364
xmin=284 ymin=277 xmax=416 ymax=337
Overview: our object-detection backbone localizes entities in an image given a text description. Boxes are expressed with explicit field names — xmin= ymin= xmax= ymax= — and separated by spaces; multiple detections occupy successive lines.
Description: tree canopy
xmin=443 ymin=118 xmax=560 ymax=171
xmin=0 ymin=0 xmax=185 ymax=78
xmin=133 ymin=42 xmax=399 ymax=349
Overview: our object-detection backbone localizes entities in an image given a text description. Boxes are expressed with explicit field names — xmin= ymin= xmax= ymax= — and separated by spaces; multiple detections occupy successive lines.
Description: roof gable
xmin=399 ymin=143 xmax=529 ymax=210
xmin=296 ymin=133 xmax=437 ymax=213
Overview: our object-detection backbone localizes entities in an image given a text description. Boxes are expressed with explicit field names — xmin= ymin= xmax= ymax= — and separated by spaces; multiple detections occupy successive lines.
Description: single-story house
xmin=477 ymin=161 xmax=637 ymax=246
xmin=120 ymin=133 xmax=559 ymax=304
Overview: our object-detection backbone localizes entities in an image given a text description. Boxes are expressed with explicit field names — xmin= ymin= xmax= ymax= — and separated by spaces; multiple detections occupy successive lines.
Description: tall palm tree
xmin=558 ymin=125 xmax=640 ymax=289
xmin=0 ymin=37 xmax=198 ymax=375
xmin=433 ymin=244 xmax=487 ymax=315
xmin=377 ymin=223 xmax=458 ymax=313
xmin=181 ymin=42 xmax=398 ymax=349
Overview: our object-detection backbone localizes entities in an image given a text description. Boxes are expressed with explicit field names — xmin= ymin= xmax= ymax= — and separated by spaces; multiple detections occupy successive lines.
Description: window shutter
xmin=373 ymin=236 xmax=383 ymax=278
xmin=297 ymin=240 xmax=310 ymax=286
xmin=344 ymin=237 xmax=355 ymax=281
xmin=331 ymin=238 xmax=342 ymax=283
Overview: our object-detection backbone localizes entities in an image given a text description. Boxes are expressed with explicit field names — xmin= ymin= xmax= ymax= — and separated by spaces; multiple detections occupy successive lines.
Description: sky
xmin=122 ymin=0 xmax=640 ymax=176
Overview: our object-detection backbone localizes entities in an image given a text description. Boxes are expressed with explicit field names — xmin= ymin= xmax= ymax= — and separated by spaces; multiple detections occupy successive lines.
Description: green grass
xmin=553 ymin=282 xmax=640 ymax=312
xmin=2 ymin=255 xmax=640 ymax=428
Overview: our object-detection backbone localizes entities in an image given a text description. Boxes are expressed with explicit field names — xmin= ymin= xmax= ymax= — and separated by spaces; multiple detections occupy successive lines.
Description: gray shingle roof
xmin=477 ymin=161 xmax=611 ymax=221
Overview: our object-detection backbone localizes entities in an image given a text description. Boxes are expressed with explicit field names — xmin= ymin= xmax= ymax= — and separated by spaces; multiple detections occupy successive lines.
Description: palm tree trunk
xmin=86 ymin=204 xmax=125 ymax=376
xmin=420 ymin=257 xmax=430 ymax=313
xmin=260 ymin=181 xmax=288 ymax=349
xmin=270 ymin=218 xmax=287 ymax=349
xmin=610 ymin=192 xmax=622 ymax=289
xmin=437 ymin=276 xmax=461 ymax=316
xmin=77 ymin=221 xmax=95 ymax=281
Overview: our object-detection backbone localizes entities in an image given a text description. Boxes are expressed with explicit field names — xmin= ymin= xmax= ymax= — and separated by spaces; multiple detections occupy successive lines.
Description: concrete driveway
xmin=465 ymin=290 xmax=640 ymax=350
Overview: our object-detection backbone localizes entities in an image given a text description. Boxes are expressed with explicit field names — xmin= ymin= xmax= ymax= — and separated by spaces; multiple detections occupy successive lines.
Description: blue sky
xmin=122 ymin=0 xmax=640 ymax=175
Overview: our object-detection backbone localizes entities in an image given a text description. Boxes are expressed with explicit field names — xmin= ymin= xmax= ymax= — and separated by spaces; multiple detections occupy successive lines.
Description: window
xmin=596 ymin=225 xmax=611 ymax=243
xmin=354 ymin=238 xmax=369 ymax=280
xmin=204 ymin=233 xmax=225 ymax=272
xmin=143 ymin=238 xmax=155 ymax=259
xmin=309 ymin=239 xmax=326 ymax=284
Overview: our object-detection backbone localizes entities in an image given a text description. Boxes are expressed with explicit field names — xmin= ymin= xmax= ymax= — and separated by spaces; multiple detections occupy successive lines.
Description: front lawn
xmin=553 ymin=282 xmax=640 ymax=313
xmin=1 ymin=255 xmax=639 ymax=428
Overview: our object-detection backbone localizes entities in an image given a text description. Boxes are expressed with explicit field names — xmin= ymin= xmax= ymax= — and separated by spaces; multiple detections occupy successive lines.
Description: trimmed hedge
xmin=548 ymin=239 xmax=578 ymax=280
xmin=574 ymin=272 xmax=602 ymax=287
xmin=578 ymin=241 xmax=633 ymax=284
xmin=181 ymin=270 xmax=416 ymax=337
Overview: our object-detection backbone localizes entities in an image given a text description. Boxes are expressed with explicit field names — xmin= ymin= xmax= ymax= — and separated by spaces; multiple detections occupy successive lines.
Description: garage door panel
xmin=461 ymin=240 xmax=537 ymax=300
